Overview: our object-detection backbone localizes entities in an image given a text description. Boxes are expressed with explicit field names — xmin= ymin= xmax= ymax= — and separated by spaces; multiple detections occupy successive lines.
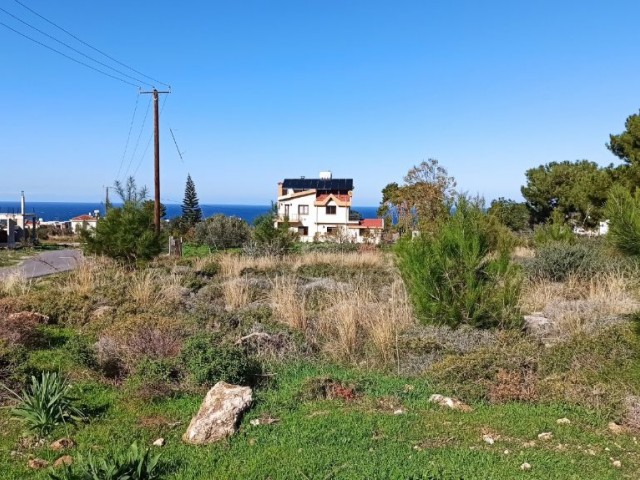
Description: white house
xmin=275 ymin=171 xmax=384 ymax=243
xmin=70 ymin=213 xmax=99 ymax=233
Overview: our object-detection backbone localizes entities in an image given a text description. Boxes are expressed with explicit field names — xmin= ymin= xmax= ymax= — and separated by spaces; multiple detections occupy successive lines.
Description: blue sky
xmin=1 ymin=0 xmax=639 ymax=206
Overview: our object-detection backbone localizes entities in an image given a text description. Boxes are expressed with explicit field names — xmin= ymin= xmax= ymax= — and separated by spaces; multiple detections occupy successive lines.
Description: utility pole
xmin=140 ymin=88 xmax=170 ymax=234
xmin=104 ymin=186 xmax=110 ymax=215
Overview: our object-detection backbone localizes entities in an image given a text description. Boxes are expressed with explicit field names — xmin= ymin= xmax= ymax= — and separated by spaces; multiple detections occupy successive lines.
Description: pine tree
xmin=182 ymin=174 xmax=203 ymax=227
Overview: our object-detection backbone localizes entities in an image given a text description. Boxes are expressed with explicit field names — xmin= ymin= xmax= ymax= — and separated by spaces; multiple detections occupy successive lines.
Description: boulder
xmin=27 ymin=458 xmax=49 ymax=470
xmin=183 ymin=382 xmax=252 ymax=444
xmin=523 ymin=315 xmax=552 ymax=335
xmin=53 ymin=455 xmax=73 ymax=468
xmin=50 ymin=438 xmax=75 ymax=451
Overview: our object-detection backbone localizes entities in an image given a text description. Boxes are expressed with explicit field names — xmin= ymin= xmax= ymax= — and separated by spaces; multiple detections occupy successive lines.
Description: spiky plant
xmin=8 ymin=372 xmax=85 ymax=436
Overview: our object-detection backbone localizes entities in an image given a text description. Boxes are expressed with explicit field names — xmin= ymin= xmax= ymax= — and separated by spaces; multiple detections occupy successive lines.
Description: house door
xmin=284 ymin=204 xmax=290 ymax=218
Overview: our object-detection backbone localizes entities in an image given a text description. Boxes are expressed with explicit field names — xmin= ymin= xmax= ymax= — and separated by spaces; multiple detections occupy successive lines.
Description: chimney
xmin=277 ymin=182 xmax=283 ymax=197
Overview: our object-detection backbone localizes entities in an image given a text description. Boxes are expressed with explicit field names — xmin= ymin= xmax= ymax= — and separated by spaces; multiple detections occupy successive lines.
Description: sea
xmin=0 ymin=202 xmax=379 ymax=224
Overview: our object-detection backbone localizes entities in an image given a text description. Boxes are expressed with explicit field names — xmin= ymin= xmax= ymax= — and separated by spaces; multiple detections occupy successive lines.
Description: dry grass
xmin=130 ymin=271 xmax=160 ymax=309
xmin=271 ymin=275 xmax=306 ymax=330
xmin=292 ymin=250 xmax=383 ymax=270
xmin=219 ymin=254 xmax=279 ymax=277
xmin=222 ymin=276 xmax=255 ymax=310
xmin=512 ymin=246 xmax=535 ymax=261
xmin=0 ymin=271 xmax=31 ymax=296
xmin=519 ymin=270 xmax=639 ymax=340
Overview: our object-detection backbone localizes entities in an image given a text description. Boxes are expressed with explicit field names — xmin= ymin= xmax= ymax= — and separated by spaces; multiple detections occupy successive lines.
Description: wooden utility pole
xmin=140 ymin=88 xmax=170 ymax=234
xmin=104 ymin=186 xmax=110 ymax=215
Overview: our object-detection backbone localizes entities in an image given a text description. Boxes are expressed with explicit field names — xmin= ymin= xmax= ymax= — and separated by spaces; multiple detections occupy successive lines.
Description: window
xmin=326 ymin=205 xmax=336 ymax=215
xmin=298 ymin=226 xmax=309 ymax=236
xmin=298 ymin=204 xmax=309 ymax=215
xmin=326 ymin=227 xmax=336 ymax=234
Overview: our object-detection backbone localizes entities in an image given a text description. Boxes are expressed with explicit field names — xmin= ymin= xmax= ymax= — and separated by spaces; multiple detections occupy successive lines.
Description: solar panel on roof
xmin=282 ymin=178 xmax=354 ymax=190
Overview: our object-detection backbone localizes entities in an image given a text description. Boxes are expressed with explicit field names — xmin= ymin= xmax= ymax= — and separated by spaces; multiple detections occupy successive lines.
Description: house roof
xmin=282 ymin=178 xmax=353 ymax=191
xmin=314 ymin=194 xmax=351 ymax=207
xmin=278 ymin=189 xmax=317 ymax=201
xmin=359 ymin=218 xmax=384 ymax=229
xmin=70 ymin=215 xmax=98 ymax=222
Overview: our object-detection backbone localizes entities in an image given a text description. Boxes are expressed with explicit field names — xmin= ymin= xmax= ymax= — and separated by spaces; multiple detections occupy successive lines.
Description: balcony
xmin=276 ymin=214 xmax=305 ymax=224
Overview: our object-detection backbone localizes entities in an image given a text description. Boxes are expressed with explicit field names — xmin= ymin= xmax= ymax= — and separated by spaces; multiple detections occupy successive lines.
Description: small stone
xmin=608 ymin=422 xmax=625 ymax=435
xmin=612 ymin=460 xmax=622 ymax=468
xmin=50 ymin=438 xmax=75 ymax=451
xmin=482 ymin=435 xmax=495 ymax=445
xmin=503 ymin=449 xmax=510 ymax=455
xmin=27 ymin=458 xmax=49 ymax=470
xmin=586 ymin=448 xmax=596 ymax=456
xmin=152 ymin=438 xmax=165 ymax=447
xmin=53 ymin=455 xmax=73 ymax=468
xmin=428 ymin=394 xmax=473 ymax=412
xmin=393 ymin=409 xmax=405 ymax=415
xmin=523 ymin=440 xmax=536 ymax=448
xmin=556 ymin=418 xmax=571 ymax=425
xmin=520 ymin=462 xmax=532 ymax=471
xmin=605 ymin=447 xmax=610 ymax=451
xmin=538 ymin=432 xmax=553 ymax=441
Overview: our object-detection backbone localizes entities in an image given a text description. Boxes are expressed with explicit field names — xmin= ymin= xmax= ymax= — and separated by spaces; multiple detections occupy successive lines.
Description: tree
xmin=194 ymin=214 xmax=250 ymax=250
xmin=607 ymin=111 xmax=640 ymax=187
xmin=378 ymin=159 xmax=456 ymax=235
xmin=488 ymin=198 xmax=530 ymax=232
xmin=604 ymin=184 xmax=640 ymax=256
xmin=81 ymin=176 xmax=162 ymax=263
xmin=181 ymin=174 xmax=203 ymax=227
xmin=521 ymin=160 xmax=613 ymax=226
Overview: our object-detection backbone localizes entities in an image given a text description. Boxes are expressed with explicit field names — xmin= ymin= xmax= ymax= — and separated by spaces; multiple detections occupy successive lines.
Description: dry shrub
xmin=0 ymin=312 xmax=46 ymax=348
xmin=0 ymin=271 xmax=31 ymax=296
xmin=316 ymin=278 xmax=412 ymax=366
xmin=222 ymin=276 xmax=258 ymax=310
xmin=519 ymin=271 xmax=638 ymax=342
xmin=271 ymin=275 xmax=306 ymax=330
xmin=130 ymin=271 xmax=160 ymax=308
xmin=488 ymin=367 xmax=538 ymax=403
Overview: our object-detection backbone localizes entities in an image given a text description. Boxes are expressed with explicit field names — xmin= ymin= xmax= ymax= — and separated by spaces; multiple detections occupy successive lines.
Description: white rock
xmin=183 ymin=382 xmax=253 ymax=444
xmin=538 ymin=432 xmax=553 ymax=441
xmin=556 ymin=418 xmax=571 ymax=425
xmin=520 ymin=462 xmax=532 ymax=471
xmin=612 ymin=460 xmax=622 ymax=468
xmin=152 ymin=438 xmax=165 ymax=447
xmin=428 ymin=394 xmax=473 ymax=412
xmin=482 ymin=435 xmax=494 ymax=445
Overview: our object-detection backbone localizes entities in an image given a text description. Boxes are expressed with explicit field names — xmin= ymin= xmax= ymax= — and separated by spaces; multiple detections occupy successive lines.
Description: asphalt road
xmin=0 ymin=249 xmax=82 ymax=280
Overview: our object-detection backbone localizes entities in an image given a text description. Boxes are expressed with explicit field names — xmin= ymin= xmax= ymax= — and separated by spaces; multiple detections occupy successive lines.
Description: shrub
xmin=533 ymin=210 xmax=575 ymax=246
xmin=129 ymin=358 xmax=181 ymax=400
xmin=524 ymin=243 xmax=609 ymax=281
xmin=244 ymin=214 xmax=296 ymax=257
xmin=8 ymin=371 xmax=85 ymax=436
xmin=194 ymin=214 xmax=251 ymax=250
xmin=605 ymin=184 xmax=640 ymax=256
xmin=49 ymin=442 xmax=161 ymax=480
xmin=66 ymin=335 xmax=97 ymax=369
xmin=181 ymin=333 xmax=259 ymax=386
xmin=395 ymin=197 xmax=522 ymax=329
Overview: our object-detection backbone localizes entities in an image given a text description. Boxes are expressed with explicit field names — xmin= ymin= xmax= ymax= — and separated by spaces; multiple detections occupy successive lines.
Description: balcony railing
xmin=276 ymin=214 xmax=305 ymax=222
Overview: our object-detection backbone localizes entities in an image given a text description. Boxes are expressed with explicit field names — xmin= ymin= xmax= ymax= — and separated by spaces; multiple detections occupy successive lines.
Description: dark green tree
xmin=81 ymin=176 xmax=162 ymax=263
xmin=607 ymin=111 xmax=640 ymax=187
xmin=181 ymin=174 xmax=203 ymax=227
xmin=521 ymin=160 xmax=612 ymax=226
xmin=488 ymin=198 xmax=530 ymax=232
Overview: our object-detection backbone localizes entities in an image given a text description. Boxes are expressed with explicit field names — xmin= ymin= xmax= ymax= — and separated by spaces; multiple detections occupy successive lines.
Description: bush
xmin=81 ymin=201 xmax=162 ymax=264
xmin=129 ymin=358 xmax=181 ymax=400
xmin=533 ymin=210 xmax=575 ymax=246
xmin=524 ymin=243 xmax=609 ymax=281
xmin=605 ymin=184 xmax=640 ymax=256
xmin=66 ymin=335 xmax=97 ymax=369
xmin=194 ymin=214 xmax=251 ymax=250
xmin=395 ymin=197 xmax=522 ymax=329
xmin=181 ymin=333 xmax=259 ymax=386
xmin=8 ymin=371 xmax=85 ymax=436
xmin=244 ymin=214 xmax=296 ymax=257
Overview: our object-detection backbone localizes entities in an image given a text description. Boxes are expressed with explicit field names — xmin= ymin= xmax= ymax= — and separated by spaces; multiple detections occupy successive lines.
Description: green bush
xmin=8 ymin=371 xmax=85 ymax=436
xmin=605 ymin=184 xmax=640 ymax=256
xmin=395 ymin=197 xmax=522 ymax=329
xmin=533 ymin=210 xmax=575 ymax=246
xmin=194 ymin=214 xmax=251 ymax=250
xmin=66 ymin=335 xmax=97 ymax=369
xmin=524 ymin=243 xmax=609 ymax=281
xmin=181 ymin=333 xmax=259 ymax=386
xmin=128 ymin=358 xmax=181 ymax=400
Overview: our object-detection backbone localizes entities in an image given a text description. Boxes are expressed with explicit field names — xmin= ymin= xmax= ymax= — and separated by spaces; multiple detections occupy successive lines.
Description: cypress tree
xmin=182 ymin=174 xmax=203 ymax=226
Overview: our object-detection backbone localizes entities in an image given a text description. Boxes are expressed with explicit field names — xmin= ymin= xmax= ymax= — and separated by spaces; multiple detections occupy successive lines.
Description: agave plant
xmin=8 ymin=371 xmax=85 ymax=436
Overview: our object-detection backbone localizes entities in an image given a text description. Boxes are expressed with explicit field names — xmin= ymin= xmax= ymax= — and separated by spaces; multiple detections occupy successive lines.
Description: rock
xmin=27 ymin=458 xmax=49 ymax=470
xmin=520 ymin=462 xmax=532 ymax=471
xmin=523 ymin=315 xmax=551 ymax=335
xmin=152 ymin=438 xmax=165 ymax=447
xmin=556 ymin=418 xmax=571 ymax=425
xmin=428 ymin=394 xmax=473 ymax=412
xmin=608 ymin=422 xmax=625 ymax=435
xmin=249 ymin=415 xmax=279 ymax=426
xmin=538 ymin=432 xmax=553 ymax=441
xmin=393 ymin=408 xmax=406 ymax=415
xmin=503 ymin=449 xmax=510 ymax=455
xmin=482 ymin=435 xmax=495 ymax=445
xmin=50 ymin=438 xmax=75 ymax=451
xmin=183 ymin=382 xmax=252 ymax=444
xmin=612 ymin=460 xmax=622 ymax=468
xmin=53 ymin=455 xmax=73 ymax=468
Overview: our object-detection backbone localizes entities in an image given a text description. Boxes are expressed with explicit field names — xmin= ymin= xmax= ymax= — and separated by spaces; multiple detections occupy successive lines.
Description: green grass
xmin=1 ymin=345 xmax=637 ymax=480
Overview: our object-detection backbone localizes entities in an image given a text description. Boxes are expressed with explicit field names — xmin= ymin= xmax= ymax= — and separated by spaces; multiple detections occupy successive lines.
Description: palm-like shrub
xmin=8 ymin=372 xmax=84 ymax=436
xmin=605 ymin=184 xmax=640 ymax=256
xmin=395 ymin=197 xmax=522 ymax=329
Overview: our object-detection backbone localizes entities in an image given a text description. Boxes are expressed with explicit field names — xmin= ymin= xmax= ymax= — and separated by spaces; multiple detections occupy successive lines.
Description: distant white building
xmin=275 ymin=172 xmax=384 ymax=243
xmin=70 ymin=213 xmax=99 ymax=233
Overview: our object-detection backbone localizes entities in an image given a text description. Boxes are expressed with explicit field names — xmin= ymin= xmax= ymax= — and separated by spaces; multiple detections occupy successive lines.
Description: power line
xmin=0 ymin=6 xmax=155 ymax=88
xmin=116 ymin=93 xmax=141 ymax=181
xmin=123 ymin=97 xmax=152 ymax=179
xmin=0 ymin=21 xmax=141 ymax=87
xmin=14 ymin=0 xmax=170 ymax=89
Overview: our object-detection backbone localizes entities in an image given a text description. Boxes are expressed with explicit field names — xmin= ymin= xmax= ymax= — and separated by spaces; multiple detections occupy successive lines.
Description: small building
xmin=0 ymin=192 xmax=37 ymax=248
xmin=275 ymin=171 xmax=384 ymax=244
xmin=70 ymin=213 xmax=99 ymax=233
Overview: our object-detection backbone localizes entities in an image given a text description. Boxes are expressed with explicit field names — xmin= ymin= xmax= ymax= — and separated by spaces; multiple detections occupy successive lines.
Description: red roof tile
xmin=71 ymin=215 xmax=98 ymax=222
xmin=359 ymin=218 xmax=383 ymax=228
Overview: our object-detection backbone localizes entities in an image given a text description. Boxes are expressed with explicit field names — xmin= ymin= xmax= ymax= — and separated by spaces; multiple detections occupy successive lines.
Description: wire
xmin=115 ymin=92 xmax=141 ymax=181
xmin=13 ymin=0 xmax=170 ymax=89
xmin=0 ymin=6 xmax=155 ymax=88
xmin=0 ymin=21 xmax=141 ymax=87
xmin=123 ymin=97 xmax=152 ymax=179
xmin=133 ymin=95 xmax=169 ymax=176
